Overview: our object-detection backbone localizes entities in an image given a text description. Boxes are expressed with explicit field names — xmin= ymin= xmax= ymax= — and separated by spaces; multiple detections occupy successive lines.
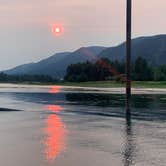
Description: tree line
xmin=0 ymin=73 xmax=57 ymax=83
xmin=0 ymin=57 xmax=165 ymax=83
xmin=64 ymin=57 xmax=166 ymax=82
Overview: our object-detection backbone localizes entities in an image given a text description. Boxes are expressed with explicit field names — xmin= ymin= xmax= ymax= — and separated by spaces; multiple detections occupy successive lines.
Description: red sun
xmin=52 ymin=23 xmax=64 ymax=36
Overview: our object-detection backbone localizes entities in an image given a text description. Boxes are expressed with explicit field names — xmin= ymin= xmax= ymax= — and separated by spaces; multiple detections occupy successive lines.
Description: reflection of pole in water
xmin=122 ymin=111 xmax=135 ymax=166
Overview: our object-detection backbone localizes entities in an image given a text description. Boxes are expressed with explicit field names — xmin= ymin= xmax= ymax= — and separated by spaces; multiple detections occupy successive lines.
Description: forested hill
xmin=4 ymin=47 xmax=105 ymax=79
xmin=3 ymin=34 xmax=166 ymax=79
xmin=99 ymin=34 xmax=166 ymax=66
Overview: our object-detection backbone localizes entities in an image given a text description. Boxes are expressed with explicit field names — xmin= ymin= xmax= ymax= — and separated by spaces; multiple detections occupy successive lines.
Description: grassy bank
xmin=56 ymin=81 xmax=166 ymax=88
xmin=1 ymin=81 xmax=165 ymax=88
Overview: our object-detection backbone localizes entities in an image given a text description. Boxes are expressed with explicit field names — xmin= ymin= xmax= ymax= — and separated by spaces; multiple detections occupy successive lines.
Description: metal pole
xmin=126 ymin=0 xmax=132 ymax=112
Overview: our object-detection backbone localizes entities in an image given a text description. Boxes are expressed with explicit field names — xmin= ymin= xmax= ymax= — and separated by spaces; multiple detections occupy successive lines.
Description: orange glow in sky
xmin=52 ymin=23 xmax=64 ymax=36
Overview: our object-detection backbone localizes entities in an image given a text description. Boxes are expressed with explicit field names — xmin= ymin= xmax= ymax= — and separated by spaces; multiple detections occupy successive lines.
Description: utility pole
xmin=126 ymin=0 xmax=132 ymax=112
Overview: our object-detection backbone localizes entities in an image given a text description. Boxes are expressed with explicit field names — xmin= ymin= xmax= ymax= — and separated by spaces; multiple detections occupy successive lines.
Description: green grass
xmin=57 ymin=81 xmax=123 ymax=88
xmin=132 ymin=81 xmax=166 ymax=88
xmin=1 ymin=81 xmax=165 ymax=88
xmin=56 ymin=81 xmax=166 ymax=88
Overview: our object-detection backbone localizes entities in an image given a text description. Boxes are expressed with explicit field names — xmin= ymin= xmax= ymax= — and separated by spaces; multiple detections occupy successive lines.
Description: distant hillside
xmin=4 ymin=46 xmax=105 ymax=79
xmin=4 ymin=52 xmax=70 ymax=78
xmin=99 ymin=34 xmax=166 ymax=66
xmin=3 ymin=35 xmax=166 ymax=79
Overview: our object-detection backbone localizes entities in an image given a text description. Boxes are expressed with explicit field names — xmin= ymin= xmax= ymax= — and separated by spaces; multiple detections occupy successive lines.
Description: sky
xmin=0 ymin=0 xmax=166 ymax=70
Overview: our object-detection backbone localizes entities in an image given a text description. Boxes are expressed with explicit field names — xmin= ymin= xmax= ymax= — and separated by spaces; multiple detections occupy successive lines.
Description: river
xmin=0 ymin=85 xmax=166 ymax=166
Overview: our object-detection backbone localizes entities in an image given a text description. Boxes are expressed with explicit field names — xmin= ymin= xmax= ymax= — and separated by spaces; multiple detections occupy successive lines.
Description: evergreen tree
xmin=133 ymin=57 xmax=154 ymax=81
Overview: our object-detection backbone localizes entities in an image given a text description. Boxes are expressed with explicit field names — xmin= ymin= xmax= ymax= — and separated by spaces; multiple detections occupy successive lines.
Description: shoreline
xmin=62 ymin=87 xmax=166 ymax=94
xmin=0 ymin=83 xmax=166 ymax=94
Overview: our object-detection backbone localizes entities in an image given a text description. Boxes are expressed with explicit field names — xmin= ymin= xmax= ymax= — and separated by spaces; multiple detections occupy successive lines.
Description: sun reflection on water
xmin=49 ymin=86 xmax=62 ymax=94
xmin=44 ymin=113 xmax=67 ymax=161
xmin=46 ymin=105 xmax=64 ymax=113
xmin=43 ymin=86 xmax=67 ymax=162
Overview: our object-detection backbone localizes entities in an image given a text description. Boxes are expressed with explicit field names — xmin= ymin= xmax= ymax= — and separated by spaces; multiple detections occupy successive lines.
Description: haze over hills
xmin=4 ymin=46 xmax=105 ymax=79
xmin=3 ymin=34 xmax=166 ymax=79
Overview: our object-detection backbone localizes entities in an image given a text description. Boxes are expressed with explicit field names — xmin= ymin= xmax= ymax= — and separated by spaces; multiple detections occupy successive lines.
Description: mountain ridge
xmin=4 ymin=46 xmax=105 ymax=78
xmin=99 ymin=34 xmax=166 ymax=65
xmin=3 ymin=34 xmax=166 ymax=78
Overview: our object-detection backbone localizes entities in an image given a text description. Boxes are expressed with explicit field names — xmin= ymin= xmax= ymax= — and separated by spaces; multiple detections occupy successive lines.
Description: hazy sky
xmin=0 ymin=0 xmax=166 ymax=70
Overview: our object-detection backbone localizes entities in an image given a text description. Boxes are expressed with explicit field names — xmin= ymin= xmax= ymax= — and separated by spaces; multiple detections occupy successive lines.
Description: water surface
xmin=0 ymin=85 xmax=166 ymax=166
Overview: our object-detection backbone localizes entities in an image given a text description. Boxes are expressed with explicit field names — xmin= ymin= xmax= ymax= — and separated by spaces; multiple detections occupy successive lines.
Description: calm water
xmin=0 ymin=85 xmax=166 ymax=166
